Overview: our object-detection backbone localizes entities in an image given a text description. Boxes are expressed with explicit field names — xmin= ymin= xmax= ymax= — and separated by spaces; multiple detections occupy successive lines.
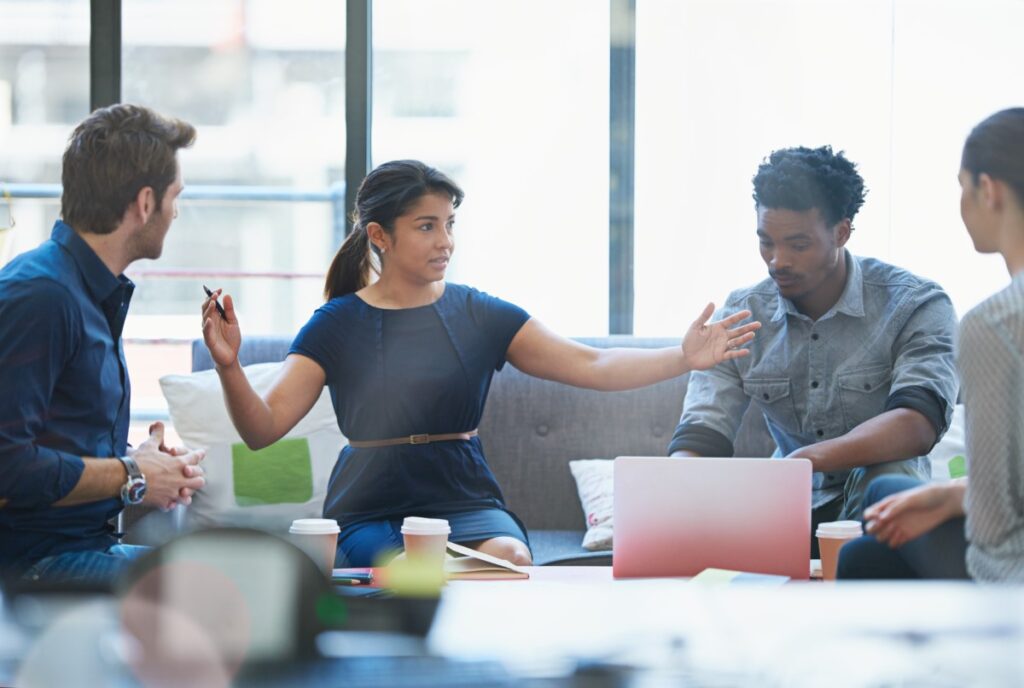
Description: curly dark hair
xmin=752 ymin=146 xmax=867 ymax=227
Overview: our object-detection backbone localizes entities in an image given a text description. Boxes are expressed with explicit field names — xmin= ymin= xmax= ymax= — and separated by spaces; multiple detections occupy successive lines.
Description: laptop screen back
xmin=613 ymin=456 xmax=812 ymax=579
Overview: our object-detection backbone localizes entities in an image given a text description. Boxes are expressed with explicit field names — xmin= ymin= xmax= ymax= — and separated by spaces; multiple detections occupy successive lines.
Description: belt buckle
xmin=409 ymin=434 xmax=429 ymax=445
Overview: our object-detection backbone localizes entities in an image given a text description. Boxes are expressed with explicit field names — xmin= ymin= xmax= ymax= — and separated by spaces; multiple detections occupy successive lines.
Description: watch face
xmin=126 ymin=478 xmax=147 ymax=505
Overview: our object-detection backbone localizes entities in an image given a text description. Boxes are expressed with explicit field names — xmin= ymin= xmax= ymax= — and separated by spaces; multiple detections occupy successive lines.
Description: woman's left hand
xmin=681 ymin=303 xmax=761 ymax=371
xmin=864 ymin=483 xmax=960 ymax=549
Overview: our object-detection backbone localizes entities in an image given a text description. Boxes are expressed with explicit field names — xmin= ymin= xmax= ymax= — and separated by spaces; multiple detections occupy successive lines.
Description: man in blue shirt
xmin=669 ymin=146 xmax=959 ymax=552
xmin=0 ymin=104 xmax=206 ymax=585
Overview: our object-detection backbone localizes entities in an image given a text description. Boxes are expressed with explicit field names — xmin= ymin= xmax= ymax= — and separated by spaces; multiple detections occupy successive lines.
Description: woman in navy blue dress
xmin=201 ymin=160 xmax=760 ymax=567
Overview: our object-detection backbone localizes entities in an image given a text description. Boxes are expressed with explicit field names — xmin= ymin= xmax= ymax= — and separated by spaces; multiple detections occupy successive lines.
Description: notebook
xmin=613 ymin=456 xmax=812 ymax=580
xmin=445 ymin=541 xmax=530 ymax=580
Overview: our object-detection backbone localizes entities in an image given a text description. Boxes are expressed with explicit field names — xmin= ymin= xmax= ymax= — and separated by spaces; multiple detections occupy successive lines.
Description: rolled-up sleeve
xmin=668 ymin=304 xmax=752 ymax=456
xmin=0 ymin=280 xmax=85 ymax=508
xmin=888 ymin=284 xmax=959 ymax=437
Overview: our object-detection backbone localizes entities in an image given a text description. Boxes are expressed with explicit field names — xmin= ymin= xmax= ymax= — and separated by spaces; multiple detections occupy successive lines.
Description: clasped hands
xmin=130 ymin=422 xmax=207 ymax=512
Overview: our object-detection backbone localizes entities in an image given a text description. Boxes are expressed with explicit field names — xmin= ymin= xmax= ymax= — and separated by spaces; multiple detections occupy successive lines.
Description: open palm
xmin=681 ymin=303 xmax=761 ymax=371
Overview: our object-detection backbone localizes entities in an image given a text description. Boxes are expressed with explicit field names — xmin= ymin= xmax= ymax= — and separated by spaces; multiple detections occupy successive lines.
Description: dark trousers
xmin=836 ymin=475 xmax=969 ymax=580
xmin=810 ymin=456 xmax=931 ymax=559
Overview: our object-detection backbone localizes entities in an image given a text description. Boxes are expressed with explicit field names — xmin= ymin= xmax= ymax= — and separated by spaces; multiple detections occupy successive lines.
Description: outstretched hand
xmin=201 ymin=288 xmax=241 ymax=369
xmin=681 ymin=303 xmax=761 ymax=371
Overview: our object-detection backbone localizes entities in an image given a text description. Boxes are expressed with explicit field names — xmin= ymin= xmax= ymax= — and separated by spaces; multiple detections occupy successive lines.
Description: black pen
xmin=202 ymin=284 xmax=227 ymax=320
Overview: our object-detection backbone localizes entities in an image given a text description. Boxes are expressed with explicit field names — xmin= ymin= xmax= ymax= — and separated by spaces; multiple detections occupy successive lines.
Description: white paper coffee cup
xmin=400 ymin=517 xmax=450 ymax=566
xmin=289 ymin=518 xmax=341 ymax=576
xmin=816 ymin=520 xmax=864 ymax=581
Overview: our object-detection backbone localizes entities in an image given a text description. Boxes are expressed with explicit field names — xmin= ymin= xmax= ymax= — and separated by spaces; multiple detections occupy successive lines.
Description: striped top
xmin=962 ymin=270 xmax=1024 ymax=582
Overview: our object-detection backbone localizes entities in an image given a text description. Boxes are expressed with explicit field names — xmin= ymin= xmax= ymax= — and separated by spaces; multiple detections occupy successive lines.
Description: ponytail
xmin=324 ymin=160 xmax=463 ymax=301
xmin=323 ymin=223 xmax=380 ymax=301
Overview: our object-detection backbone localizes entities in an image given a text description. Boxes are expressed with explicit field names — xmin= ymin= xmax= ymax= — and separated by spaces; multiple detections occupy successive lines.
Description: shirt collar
xmin=51 ymin=220 xmax=132 ymax=303
xmin=770 ymin=250 xmax=865 ymax=322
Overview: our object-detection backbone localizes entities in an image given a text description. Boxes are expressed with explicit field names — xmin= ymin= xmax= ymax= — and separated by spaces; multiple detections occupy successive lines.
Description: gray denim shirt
xmin=671 ymin=251 xmax=959 ymax=507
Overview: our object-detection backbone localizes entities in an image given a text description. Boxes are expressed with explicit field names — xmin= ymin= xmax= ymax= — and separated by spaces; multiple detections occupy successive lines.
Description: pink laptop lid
xmin=612 ymin=457 xmax=812 ymax=580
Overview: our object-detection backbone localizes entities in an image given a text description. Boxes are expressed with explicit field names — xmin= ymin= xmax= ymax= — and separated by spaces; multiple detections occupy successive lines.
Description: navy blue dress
xmin=289 ymin=283 xmax=531 ymax=565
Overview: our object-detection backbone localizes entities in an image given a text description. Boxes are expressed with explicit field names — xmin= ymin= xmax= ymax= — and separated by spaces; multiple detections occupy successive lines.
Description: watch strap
xmin=116 ymin=454 xmax=146 ymax=505
xmin=117 ymin=454 xmax=142 ymax=480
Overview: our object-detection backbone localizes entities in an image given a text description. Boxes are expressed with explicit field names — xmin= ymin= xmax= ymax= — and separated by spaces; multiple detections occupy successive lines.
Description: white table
xmin=431 ymin=570 xmax=1024 ymax=687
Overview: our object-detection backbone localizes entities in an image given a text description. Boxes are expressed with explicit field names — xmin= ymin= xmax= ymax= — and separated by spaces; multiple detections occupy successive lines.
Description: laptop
xmin=613 ymin=456 xmax=812 ymax=580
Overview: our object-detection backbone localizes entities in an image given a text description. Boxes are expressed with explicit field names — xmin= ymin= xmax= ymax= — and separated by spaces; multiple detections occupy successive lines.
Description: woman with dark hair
xmin=202 ymin=159 xmax=760 ymax=567
xmin=838 ymin=108 xmax=1024 ymax=581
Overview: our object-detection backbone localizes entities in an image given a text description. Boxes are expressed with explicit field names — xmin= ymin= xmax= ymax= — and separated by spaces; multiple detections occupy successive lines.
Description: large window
xmin=0 ymin=0 xmax=89 ymax=260
xmin=3 ymin=0 xmax=1022 ymax=426
xmin=373 ymin=0 xmax=610 ymax=335
xmin=887 ymin=0 xmax=1024 ymax=314
xmin=122 ymin=0 xmax=346 ymax=336
xmin=120 ymin=0 xmax=347 ymax=421
xmin=635 ymin=0 xmax=1024 ymax=335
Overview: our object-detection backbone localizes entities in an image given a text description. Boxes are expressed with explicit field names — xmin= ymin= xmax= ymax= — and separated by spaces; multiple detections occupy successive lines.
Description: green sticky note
xmin=948 ymin=455 xmax=967 ymax=479
xmin=232 ymin=437 xmax=313 ymax=506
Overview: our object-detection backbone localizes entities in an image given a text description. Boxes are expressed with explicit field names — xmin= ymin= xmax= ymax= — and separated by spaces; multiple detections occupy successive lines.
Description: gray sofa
xmin=187 ymin=336 xmax=776 ymax=565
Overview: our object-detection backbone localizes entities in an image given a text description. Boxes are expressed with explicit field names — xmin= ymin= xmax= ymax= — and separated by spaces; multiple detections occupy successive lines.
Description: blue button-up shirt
xmin=0 ymin=221 xmax=134 ymax=571
xmin=669 ymin=251 xmax=959 ymax=507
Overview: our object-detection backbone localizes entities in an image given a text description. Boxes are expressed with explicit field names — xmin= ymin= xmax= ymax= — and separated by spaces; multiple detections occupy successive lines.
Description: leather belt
xmin=348 ymin=429 xmax=479 ymax=449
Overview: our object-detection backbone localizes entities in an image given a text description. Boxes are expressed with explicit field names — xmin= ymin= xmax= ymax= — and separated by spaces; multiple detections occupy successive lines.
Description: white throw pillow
xmin=160 ymin=362 xmax=345 ymax=534
xmin=927 ymin=403 xmax=966 ymax=481
xmin=568 ymin=459 xmax=614 ymax=551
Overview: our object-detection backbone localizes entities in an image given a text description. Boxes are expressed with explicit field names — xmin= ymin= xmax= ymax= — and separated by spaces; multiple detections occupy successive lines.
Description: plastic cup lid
xmin=400 ymin=516 xmax=451 ymax=535
xmin=816 ymin=520 xmax=863 ymax=538
xmin=289 ymin=518 xmax=340 ymax=535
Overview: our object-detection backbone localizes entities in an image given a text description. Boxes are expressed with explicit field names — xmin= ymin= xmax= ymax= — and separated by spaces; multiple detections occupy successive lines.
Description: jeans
xmin=837 ymin=475 xmax=969 ymax=580
xmin=337 ymin=508 xmax=529 ymax=567
xmin=21 ymin=544 xmax=150 ymax=587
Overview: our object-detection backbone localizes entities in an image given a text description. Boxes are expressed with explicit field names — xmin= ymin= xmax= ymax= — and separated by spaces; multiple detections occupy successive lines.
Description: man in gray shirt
xmin=669 ymin=146 xmax=959 ymax=549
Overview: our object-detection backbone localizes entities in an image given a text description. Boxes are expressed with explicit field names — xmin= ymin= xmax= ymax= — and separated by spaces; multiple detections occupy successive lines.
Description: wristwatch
xmin=116 ymin=454 xmax=147 ymax=505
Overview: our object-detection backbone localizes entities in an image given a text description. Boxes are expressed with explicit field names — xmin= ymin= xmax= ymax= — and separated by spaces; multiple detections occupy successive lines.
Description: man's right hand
xmin=202 ymin=288 xmax=242 ymax=369
xmin=131 ymin=422 xmax=206 ymax=511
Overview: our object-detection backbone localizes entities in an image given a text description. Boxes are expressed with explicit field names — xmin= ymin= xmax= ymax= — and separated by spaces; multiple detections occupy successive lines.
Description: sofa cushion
xmin=529 ymin=530 xmax=611 ymax=566
xmin=568 ymin=459 xmax=614 ymax=551
xmin=161 ymin=361 xmax=345 ymax=533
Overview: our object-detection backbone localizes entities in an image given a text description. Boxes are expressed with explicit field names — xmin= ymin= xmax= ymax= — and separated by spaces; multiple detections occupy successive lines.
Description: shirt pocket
xmin=837 ymin=364 xmax=892 ymax=428
xmin=743 ymin=377 xmax=800 ymax=433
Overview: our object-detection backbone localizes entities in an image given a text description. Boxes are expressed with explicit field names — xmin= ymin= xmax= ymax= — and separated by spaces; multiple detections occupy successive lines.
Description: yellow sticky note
xmin=690 ymin=568 xmax=740 ymax=584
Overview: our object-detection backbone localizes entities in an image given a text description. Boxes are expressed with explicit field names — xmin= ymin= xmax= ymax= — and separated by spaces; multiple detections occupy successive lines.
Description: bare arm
xmin=53 ymin=457 xmax=126 ymax=507
xmin=215 ymin=355 xmax=326 ymax=449
xmin=506 ymin=304 xmax=760 ymax=392
xmin=202 ymin=290 xmax=326 ymax=449
xmin=787 ymin=407 xmax=937 ymax=473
